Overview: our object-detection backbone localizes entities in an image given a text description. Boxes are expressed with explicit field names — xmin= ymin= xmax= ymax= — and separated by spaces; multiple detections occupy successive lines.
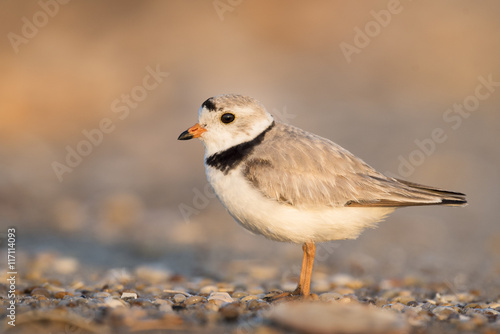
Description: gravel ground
xmin=2 ymin=250 xmax=500 ymax=334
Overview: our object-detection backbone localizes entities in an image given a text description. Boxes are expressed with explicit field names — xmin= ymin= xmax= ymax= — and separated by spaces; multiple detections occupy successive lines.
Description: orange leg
xmin=293 ymin=241 xmax=316 ymax=296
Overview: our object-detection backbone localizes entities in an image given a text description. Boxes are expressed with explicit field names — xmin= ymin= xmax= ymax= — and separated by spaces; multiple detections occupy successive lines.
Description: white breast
xmin=206 ymin=165 xmax=395 ymax=244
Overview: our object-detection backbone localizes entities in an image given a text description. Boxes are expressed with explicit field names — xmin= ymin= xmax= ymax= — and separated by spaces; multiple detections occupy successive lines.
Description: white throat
xmin=201 ymin=113 xmax=274 ymax=157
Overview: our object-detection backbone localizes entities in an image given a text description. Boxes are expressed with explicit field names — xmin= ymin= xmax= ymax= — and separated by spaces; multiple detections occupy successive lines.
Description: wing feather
xmin=243 ymin=122 xmax=466 ymax=208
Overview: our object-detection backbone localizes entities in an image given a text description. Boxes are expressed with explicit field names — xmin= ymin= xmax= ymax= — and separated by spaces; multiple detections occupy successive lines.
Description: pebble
xmin=392 ymin=295 xmax=415 ymax=305
xmin=389 ymin=303 xmax=406 ymax=312
xmin=319 ymin=292 xmax=342 ymax=302
xmin=232 ymin=291 xmax=249 ymax=299
xmin=217 ymin=282 xmax=235 ymax=293
xmin=153 ymin=298 xmax=173 ymax=306
xmin=13 ymin=252 xmax=499 ymax=334
xmin=489 ymin=302 xmax=500 ymax=309
xmin=44 ymin=283 xmax=66 ymax=293
xmin=338 ymin=294 xmax=358 ymax=304
xmin=31 ymin=287 xmax=51 ymax=297
xmin=247 ymin=299 xmax=270 ymax=311
xmin=104 ymin=297 xmax=128 ymax=308
xmin=241 ymin=295 xmax=260 ymax=302
xmin=200 ymin=285 xmax=218 ymax=294
xmin=173 ymin=294 xmax=187 ymax=303
xmin=432 ymin=306 xmax=459 ymax=320
xmin=207 ymin=292 xmax=233 ymax=306
xmin=185 ymin=295 xmax=205 ymax=305
xmin=121 ymin=292 xmax=138 ymax=299
xmin=219 ymin=301 xmax=244 ymax=321
xmin=205 ymin=299 xmax=222 ymax=312
xmin=163 ymin=289 xmax=191 ymax=297
xmin=54 ymin=291 xmax=72 ymax=299
xmin=159 ymin=302 xmax=173 ymax=312
xmin=93 ymin=292 xmax=111 ymax=298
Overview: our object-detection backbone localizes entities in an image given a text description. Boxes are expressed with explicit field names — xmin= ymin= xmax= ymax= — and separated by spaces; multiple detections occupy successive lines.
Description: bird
xmin=178 ymin=94 xmax=467 ymax=298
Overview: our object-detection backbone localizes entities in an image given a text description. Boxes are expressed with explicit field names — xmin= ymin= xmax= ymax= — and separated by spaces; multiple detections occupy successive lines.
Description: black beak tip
xmin=178 ymin=130 xmax=193 ymax=140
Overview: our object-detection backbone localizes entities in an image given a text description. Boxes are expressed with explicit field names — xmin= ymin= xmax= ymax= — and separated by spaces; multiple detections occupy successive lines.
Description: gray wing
xmin=243 ymin=122 xmax=466 ymax=208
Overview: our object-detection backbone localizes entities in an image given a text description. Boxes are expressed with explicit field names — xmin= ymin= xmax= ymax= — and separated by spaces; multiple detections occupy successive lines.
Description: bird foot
xmin=264 ymin=288 xmax=318 ymax=303
xmin=264 ymin=290 xmax=301 ymax=302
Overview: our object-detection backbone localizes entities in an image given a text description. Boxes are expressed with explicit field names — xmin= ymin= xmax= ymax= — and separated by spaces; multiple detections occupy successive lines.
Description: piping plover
xmin=178 ymin=94 xmax=467 ymax=297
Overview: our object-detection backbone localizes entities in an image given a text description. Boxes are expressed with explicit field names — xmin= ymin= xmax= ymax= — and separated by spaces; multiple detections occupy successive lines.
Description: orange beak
xmin=178 ymin=123 xmax=207 ymax=140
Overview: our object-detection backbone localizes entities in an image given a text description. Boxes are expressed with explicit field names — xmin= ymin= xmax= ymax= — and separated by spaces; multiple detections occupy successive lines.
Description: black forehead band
xmin=201 ymin=98 xmax=217 ymax=112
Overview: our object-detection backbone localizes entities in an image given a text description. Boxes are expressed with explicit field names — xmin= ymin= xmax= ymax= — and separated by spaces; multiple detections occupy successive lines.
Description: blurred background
xmin=1 ymin=1 xmax=499 ymax=293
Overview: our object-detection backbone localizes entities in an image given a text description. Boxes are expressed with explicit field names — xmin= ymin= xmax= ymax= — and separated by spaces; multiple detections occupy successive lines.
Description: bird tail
xmin=346 ymin=178 xmax=467 ymax=208
xmin=394 ymin=179 xmax=467 ymax=207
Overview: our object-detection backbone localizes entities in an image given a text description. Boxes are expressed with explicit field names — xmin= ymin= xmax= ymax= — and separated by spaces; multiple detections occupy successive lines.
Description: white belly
xmin=206 ymin=166 xmax=395 ymax=244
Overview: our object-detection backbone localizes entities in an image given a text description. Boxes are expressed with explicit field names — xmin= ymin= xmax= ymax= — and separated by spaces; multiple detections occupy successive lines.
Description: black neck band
xmin=206 ymin=122 xmax=275 ymax=174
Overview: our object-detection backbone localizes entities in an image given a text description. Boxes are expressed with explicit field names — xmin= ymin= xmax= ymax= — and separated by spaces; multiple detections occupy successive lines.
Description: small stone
xmin=173 ymin=294 xmax=187 ymax=303
xmin=319 ymin=292 xmax=342 ymax=302
xmin=345 ymin=279 xmax=364 ymax=290
xmin=129 ymin=298 xmax=153 ymax=307
xmin=241 ymin=295 xmax=260 ymax=302
xmin=159 ymin=303 xmax=173 ymax=312
xmin=208 ymin=292 xmax=233 ymax=306
xmin=44 ymin=283 xmax=66 ymax=293
xmin=232 ymin=291 xmax=248 ymax=299
xmin=93 ymin=292 xmax=111 ymax=298
xmin=457 ymin=293 xmax=475 ymax=303
xmin=219 ymin=301 xmax=244 ymax=321
xmin=31 ymin=288 xmax=51 ymax=298
xmin=247 ymin=299 xmax=269 ymax=311
xmin=338 ymin=294 xmax=358 ymax=304
xmin=205 ymin=300 xmax=221 ymax=312
xmin=121 ymin=292 xmax=138 ymax=299
xmin=185 ymin=295 xmax=205 ymax=305
xmin=375 ymin=298 xmax=389 ymax=307
xmin=163 ymin=289 xmax=190 ymax=297
xmin=392 ymin=295 xmax=415 ymax=305
xmin=403 ymin=305 xmax=423 ymax=316
xmin=432 ymin=306 xmax=459 ymax=320
xmin=57 ymin=298 xmax=77 ymax=307
xmin=389 ymin=303 xmax=406 ymax=312
xmin=200 ymin=285 xmax=218 ymax=294
xmin=104 ymin=297 xmax=128 ymax=308
xmin=54 ymin=291 xmax=72 ymax=299
xmin=488 ymin=302 xmax=500 ymax=309
xmin=465 ymin=303 xmax=480 ymax=309
xmin=217 ymin=283 xmax=235 ymax=293
xmin=381 ymin=290 xmax=399 ymax=300
xmin=153 ymin=298 xmax=173 ymax=306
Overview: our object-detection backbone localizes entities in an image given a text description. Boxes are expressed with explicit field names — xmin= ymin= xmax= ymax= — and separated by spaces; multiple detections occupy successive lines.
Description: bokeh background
xmin=1 ymin=1 xmax=499 ymax=293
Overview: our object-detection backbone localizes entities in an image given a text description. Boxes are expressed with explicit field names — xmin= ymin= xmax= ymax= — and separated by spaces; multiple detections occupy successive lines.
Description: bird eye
xmin=220 ymin=113 xmax=235 ymax=124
